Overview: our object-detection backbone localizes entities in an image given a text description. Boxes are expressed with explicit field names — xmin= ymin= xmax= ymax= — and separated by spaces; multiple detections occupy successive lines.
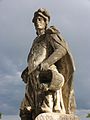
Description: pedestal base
xmin=35 ymin=113 xmax=80 ymax=120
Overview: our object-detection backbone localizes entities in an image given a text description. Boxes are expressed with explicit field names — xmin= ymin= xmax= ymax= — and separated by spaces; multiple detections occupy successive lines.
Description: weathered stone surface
xmin=35 ymin=113 xmax=80 ymax=120
xmin=20 ymin=8 xmax=77 ymax=120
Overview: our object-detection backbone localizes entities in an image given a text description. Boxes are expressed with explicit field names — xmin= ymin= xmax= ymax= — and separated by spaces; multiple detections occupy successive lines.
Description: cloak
xmin=44 ymin=26 xmax=76 ymax=113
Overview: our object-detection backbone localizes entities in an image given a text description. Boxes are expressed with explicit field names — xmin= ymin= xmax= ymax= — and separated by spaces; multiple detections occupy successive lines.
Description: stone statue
xmin=19 ymin=8 xmax=79 ymax=120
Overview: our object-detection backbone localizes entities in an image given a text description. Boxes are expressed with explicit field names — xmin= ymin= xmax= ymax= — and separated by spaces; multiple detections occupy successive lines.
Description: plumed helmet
xmin=32 ymin=8 xmax=50 ymax=23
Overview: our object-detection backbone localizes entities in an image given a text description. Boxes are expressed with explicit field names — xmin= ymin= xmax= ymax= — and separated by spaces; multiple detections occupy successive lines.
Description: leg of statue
xmin=53 ymin=89 xmax=61 ymax=112
xmin=19 ymin=95 xmax=33 ymax=120
xmin=40 ymin=91 xmax=53 ymax=112
xmin=20 ymin=109 xmax=33 ymax=120
xmin=53 ymin=89 xmax=66 ymax=113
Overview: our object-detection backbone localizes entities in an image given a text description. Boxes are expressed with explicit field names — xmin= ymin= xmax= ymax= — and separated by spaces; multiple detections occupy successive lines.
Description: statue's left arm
xmin=41 ymin=33 xmax=67 ymax=69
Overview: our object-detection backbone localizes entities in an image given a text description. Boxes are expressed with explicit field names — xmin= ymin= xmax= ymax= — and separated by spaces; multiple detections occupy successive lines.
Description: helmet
xmin=32 ymin=8 xmax=50 ymax=23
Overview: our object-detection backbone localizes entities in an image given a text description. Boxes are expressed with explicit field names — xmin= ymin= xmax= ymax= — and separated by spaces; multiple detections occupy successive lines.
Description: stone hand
xmin=40 ymin=62 xmax=49 ymax=71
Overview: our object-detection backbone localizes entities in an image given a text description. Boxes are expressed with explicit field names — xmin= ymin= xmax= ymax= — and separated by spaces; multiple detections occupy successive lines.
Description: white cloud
xmin=0 ymin=70 xmax=24 ymax=114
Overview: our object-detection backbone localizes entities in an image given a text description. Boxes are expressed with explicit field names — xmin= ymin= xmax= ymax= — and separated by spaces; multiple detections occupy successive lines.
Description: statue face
xmin=34 ymin=16 xmax=46 ymax=30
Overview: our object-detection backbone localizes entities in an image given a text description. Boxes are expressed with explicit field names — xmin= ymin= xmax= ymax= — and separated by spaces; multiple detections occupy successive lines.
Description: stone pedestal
xmin=35 ymin=113 xmax=80 ymax=120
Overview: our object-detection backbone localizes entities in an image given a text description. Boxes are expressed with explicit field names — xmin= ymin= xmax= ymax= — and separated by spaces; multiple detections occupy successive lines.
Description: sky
xmin=0 ymin=0 xmax=90 ymax=115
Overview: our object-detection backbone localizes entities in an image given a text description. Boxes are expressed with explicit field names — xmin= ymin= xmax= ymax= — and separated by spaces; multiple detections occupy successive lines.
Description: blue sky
xmin=0 ymin=0 xmax=90 ymax=115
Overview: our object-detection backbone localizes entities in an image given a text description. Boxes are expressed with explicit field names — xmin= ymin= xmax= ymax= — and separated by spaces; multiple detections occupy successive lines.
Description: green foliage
xmin=86 ymin=113 xmax=90 ymax=118
xmin=0 ymin=112 xmax=2 ymax=119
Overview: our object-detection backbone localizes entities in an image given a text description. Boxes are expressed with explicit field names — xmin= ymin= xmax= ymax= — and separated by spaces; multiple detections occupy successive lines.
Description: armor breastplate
xmin=28 ymin=35 xmax=48 ymax=74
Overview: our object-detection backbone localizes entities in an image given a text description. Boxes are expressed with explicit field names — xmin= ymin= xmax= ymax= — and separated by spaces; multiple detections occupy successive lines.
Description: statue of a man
xmin=19 ymin=8 xmax=76 ymax=120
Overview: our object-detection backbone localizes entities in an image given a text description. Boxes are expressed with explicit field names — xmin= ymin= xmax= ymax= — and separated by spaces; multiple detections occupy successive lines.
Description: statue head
xmin=32 ymin=8 xmax=50 ymax=24
xmin=32 ymin=8 xmax=50 ymax=33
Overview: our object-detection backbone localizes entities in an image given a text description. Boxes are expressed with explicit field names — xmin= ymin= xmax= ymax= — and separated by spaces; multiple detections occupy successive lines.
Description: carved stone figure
xmin=19 ymin=8 xmax=77 ymax=120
